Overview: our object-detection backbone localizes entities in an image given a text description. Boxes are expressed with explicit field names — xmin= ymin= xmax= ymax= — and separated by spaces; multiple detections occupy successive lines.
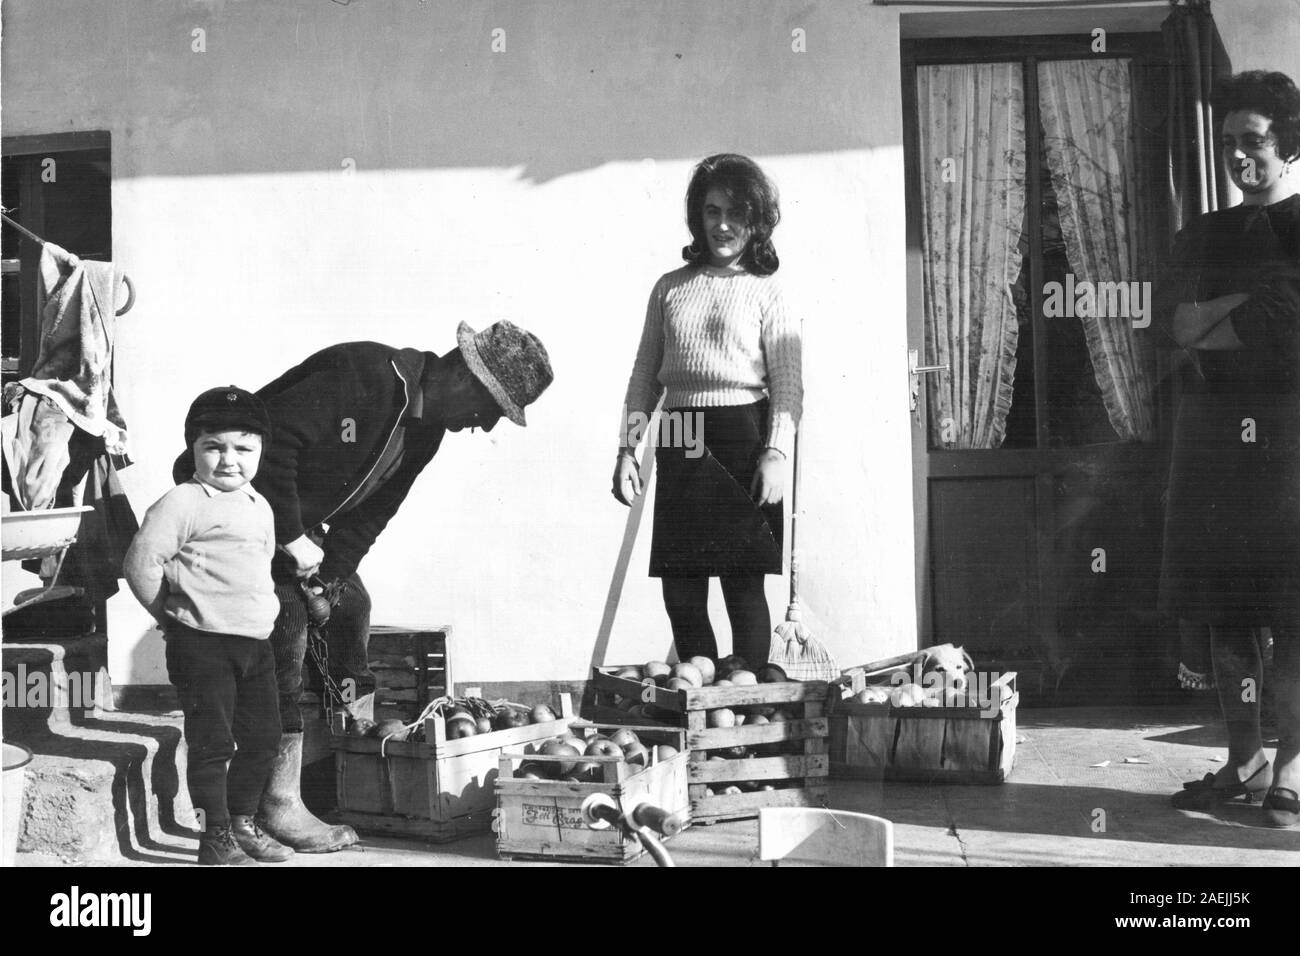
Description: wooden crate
xmin=331 ymin=694 xmax=574 ymax=842
xmin=586 ymin=667 xmax=829 ymax=824
xmin=367 ymin=625 xmax=453 ymax=723
xmin=494 ymin=724 xmax=690 ymax=865
xmin=828 ymin=670 xmax=1018 ymax=783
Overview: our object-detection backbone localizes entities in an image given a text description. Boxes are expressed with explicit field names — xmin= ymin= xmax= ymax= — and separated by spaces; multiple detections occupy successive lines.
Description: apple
xmin=643 ymin=661 xmax=672 ymax=684
xmin=706 ymin=708 xmax=737 ymax=729
xmin=688 ymin=656 xmax=717 ymax=685
xmin=348 ymin=717 xmax=376 ymax=737
xmin=714 ymin=679 xmax=734 ymax=687
xmin=530 ymin=704 xmax=557 ymax=724
xmin=518 ymin=760 xmax=548 ymax=780
xmin=444 ymin=716 xmax=477 ymax=739
xmin=568 ymin=760 xmax=602 ymax=782
xmin=856 ymin=685 xmax=891 ymax=704
xmin=493 ymin=708 xmax=530 ymax=730
xmin=655 ymin=744 xmax=679 ymax=760
xmin=893 ymin=683 xmax=926 ymax=707
xmin=558 ymin=733 xmax=587 ymax=753
xmin=608 ymin=728 xmax=641 ymax=751
xmin=767 ymin=708 xmax=792 ymax=723
xmin=475 ymin=717 xmax=494 ymax=734
xmin=622 ymin=743 xmax=650 ymax=767
xmin=585 ymin=739 xmax=623 ymax=758
xmin=670 ymin=662 xmax=704 ymax=688
xmin=747 ymin=714 xmax=770 ymax=726
xmin=734 ymin=713 xmax=748 ymax=726
xmin=717 ymin=654 xmax=748 ymax=678
xmin=665 ymin=677 xmax=694 ymax=692
xmin=756 ymin=664 xmax=788 ymax=684
xmin=614 ymin=665 xmax=642 ymax=680
xmin=728 ymin=669 xmax=758 ymax=686
xmin=539 ymin=740 xmax=581 ymax=775
xmin=370 ymin=719 xmax=409 ymax=739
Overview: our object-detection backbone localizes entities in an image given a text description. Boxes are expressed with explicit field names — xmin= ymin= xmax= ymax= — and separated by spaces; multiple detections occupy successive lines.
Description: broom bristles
xmin=769 ymin=616 xmax=840 ymax=681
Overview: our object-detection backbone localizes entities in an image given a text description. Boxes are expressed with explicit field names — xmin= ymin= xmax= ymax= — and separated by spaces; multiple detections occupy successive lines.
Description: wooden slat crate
xmin=331 ymin=694 xmax=574 ymax=842
xmin=494 ymin=724 xmax=690 ymax=865
xmin=366 ymin=625 xmax=453 ymax=723
xmin=586 ymin=667 xmax=829 ymax=824
xmin=828 ymin=668 xmax=1018 ymax=783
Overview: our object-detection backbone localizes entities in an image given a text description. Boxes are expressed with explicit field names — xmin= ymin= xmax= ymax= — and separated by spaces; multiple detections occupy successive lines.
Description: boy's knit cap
xmin=185 ymin=386 xmax=272 ymax=442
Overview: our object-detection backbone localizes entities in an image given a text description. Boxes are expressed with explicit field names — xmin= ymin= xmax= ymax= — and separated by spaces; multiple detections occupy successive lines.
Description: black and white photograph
xmin=0 ymin=0 xmax=1296 ymax=928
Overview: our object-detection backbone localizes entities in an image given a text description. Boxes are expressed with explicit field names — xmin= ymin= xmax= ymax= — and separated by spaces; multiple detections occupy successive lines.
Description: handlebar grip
xmin=631 ymin=803 xmax=683 ymax=837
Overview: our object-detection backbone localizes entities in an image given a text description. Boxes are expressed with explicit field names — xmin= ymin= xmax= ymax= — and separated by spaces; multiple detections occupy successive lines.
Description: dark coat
xmin=174 ymin=342 xmax=445 ymax=582
xmin=1156 ymin=195 xmax=1300 ymax=623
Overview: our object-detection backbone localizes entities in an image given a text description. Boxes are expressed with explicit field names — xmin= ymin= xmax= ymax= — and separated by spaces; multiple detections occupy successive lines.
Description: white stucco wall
xmin=2 ymin=1 xmax=1296 ymax=687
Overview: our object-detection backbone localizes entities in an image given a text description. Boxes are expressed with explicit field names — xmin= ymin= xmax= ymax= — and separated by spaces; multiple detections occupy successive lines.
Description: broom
xmin=768 ymin=432 xmax=839 ymax=680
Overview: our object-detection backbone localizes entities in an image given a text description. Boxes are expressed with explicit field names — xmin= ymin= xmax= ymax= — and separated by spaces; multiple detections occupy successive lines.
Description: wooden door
xmin=903 ymin=36 xmax=1176 ymax=704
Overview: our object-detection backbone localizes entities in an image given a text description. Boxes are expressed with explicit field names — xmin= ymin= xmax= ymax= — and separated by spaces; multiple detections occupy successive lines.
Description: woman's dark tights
xmin=661 ymin=575 xmax=771 ymax=667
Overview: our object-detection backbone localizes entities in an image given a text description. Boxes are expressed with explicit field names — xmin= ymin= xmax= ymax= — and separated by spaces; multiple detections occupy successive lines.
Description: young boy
xmin=125 ymin=386 xmax=291 ymax=866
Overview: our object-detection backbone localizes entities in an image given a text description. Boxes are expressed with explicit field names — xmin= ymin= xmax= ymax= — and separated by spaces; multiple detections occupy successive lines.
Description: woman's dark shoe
xmin=1171 ymin=763 xmax=1272 ymax=810
xmin=1262 ymin=787 xmax=1300 ymax=828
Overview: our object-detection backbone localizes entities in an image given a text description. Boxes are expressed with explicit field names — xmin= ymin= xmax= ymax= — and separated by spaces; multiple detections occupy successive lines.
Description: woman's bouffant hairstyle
xmin=682 ymin=153 xmax=780 ymax=275
xmin=1215 ymin=70 xmax=1300 ymax=161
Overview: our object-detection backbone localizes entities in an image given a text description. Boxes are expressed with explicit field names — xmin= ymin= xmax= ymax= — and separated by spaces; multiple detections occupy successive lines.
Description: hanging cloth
xmin=6 ymin=242 xmax=129 ymax=458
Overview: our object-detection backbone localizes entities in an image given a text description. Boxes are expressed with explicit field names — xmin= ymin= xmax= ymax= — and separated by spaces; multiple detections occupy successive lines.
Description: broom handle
xmin=787 ymin=432 xmax=801 ymax=615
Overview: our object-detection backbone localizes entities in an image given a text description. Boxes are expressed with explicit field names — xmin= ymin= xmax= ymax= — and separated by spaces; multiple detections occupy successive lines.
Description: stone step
xmin=2 ymin=635 xmax=114 ymax=737
xmin=13 ymin=711 xmax=197 ymax=865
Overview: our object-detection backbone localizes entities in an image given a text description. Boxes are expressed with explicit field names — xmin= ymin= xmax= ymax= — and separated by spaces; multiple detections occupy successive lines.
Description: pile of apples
xmin=346 ymin=699 xmax=563 ymax=743
xmin=853 ymin=683 xmax=979 ymax=708
xmin=515 ymin=728 xmax=679 ymax=783
xmin=606 ymin=655 xmax=791 ymax=721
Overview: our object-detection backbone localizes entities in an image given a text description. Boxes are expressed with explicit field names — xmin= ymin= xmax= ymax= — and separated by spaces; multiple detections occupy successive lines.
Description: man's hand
xmin=750 ymin=449 xmax=786 ymax=507
xmin=611 ymin=452 xmax=642 ymax=506
xmin=281 ymin=534 xmax=324 ymax=579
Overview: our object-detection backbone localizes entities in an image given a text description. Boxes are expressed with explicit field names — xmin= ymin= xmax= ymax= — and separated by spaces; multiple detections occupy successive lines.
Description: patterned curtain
xmin=918 ymin=63 xmax=1027 ymax=449
xmin=1039 ymin=58 xmax=1155 ymax=442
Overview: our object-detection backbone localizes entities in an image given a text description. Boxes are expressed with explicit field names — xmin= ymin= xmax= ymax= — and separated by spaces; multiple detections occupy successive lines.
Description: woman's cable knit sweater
xmin=621 ymin=264 xmax=803 ymax=457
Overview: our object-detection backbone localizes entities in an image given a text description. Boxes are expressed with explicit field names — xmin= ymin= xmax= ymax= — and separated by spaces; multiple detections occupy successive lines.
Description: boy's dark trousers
xmin=164 ymin=623 xmax=281 ymax=829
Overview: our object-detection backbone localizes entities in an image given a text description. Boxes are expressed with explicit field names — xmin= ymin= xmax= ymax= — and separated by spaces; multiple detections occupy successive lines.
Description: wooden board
xmin=828 ymin=672 xmax=1018 ymax=783
xmin=588 ymin=667 xmax=831 ymax=824
xmin=690 ymin=783 xmax=830 ymax=823
xmin=331 ymin=694 xmax=578 ymax=837
xmin=493 ymin=725 xmax=691 ymax=864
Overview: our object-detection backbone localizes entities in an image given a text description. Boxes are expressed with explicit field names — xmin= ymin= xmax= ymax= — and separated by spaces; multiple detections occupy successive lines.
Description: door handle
xmin=909 ymin=348 xmax=949 ymax=413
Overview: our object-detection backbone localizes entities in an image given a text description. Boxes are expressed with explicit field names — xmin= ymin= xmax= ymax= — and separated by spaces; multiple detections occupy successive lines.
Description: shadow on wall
xmin=1 ymin=0 xmax=897 ymax=183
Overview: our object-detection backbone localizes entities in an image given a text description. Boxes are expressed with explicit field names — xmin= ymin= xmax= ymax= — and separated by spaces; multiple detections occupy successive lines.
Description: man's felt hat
xmin=457 ymin=321 xmax=553 ymax=426
xmin=184 ymin=385 xmax=272 ymax=443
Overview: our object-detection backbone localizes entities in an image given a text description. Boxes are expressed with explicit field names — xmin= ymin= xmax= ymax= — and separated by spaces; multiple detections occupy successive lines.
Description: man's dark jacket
xmin=175 ymin=342 xmax=445 ymax=582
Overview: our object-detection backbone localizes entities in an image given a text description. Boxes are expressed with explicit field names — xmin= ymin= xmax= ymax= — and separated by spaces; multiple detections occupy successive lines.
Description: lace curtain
xmin=1039 ymin=58 xmax=1156 ymax=441
xmin=918 ymin=63 xmax=1027 ymax=449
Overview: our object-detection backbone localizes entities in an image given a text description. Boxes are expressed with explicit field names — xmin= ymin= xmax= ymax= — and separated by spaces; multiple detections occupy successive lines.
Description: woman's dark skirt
xmin=1159 ymin=387 xmax=1300 ymax=624
xmin=649 ymin=401 xmax=784 ymax=578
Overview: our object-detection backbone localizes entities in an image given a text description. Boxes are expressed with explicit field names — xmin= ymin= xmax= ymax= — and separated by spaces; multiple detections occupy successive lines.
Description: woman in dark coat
xmin=1158 ymin=71 xmax=1300 ymax=827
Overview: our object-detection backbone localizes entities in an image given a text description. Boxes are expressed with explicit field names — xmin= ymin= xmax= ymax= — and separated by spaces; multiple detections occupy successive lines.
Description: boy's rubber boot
xmin=198 ymin=825 xmax=259 ymax=866
xmin=231 ymin=814 xmax=295 ymax=862
xmin=257 ymin=732 xmax=358 ymax=853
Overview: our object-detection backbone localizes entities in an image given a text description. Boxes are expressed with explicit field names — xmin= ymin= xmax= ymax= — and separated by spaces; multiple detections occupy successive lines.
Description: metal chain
xmin=301 ymin=577 xmax=351 ymax=720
